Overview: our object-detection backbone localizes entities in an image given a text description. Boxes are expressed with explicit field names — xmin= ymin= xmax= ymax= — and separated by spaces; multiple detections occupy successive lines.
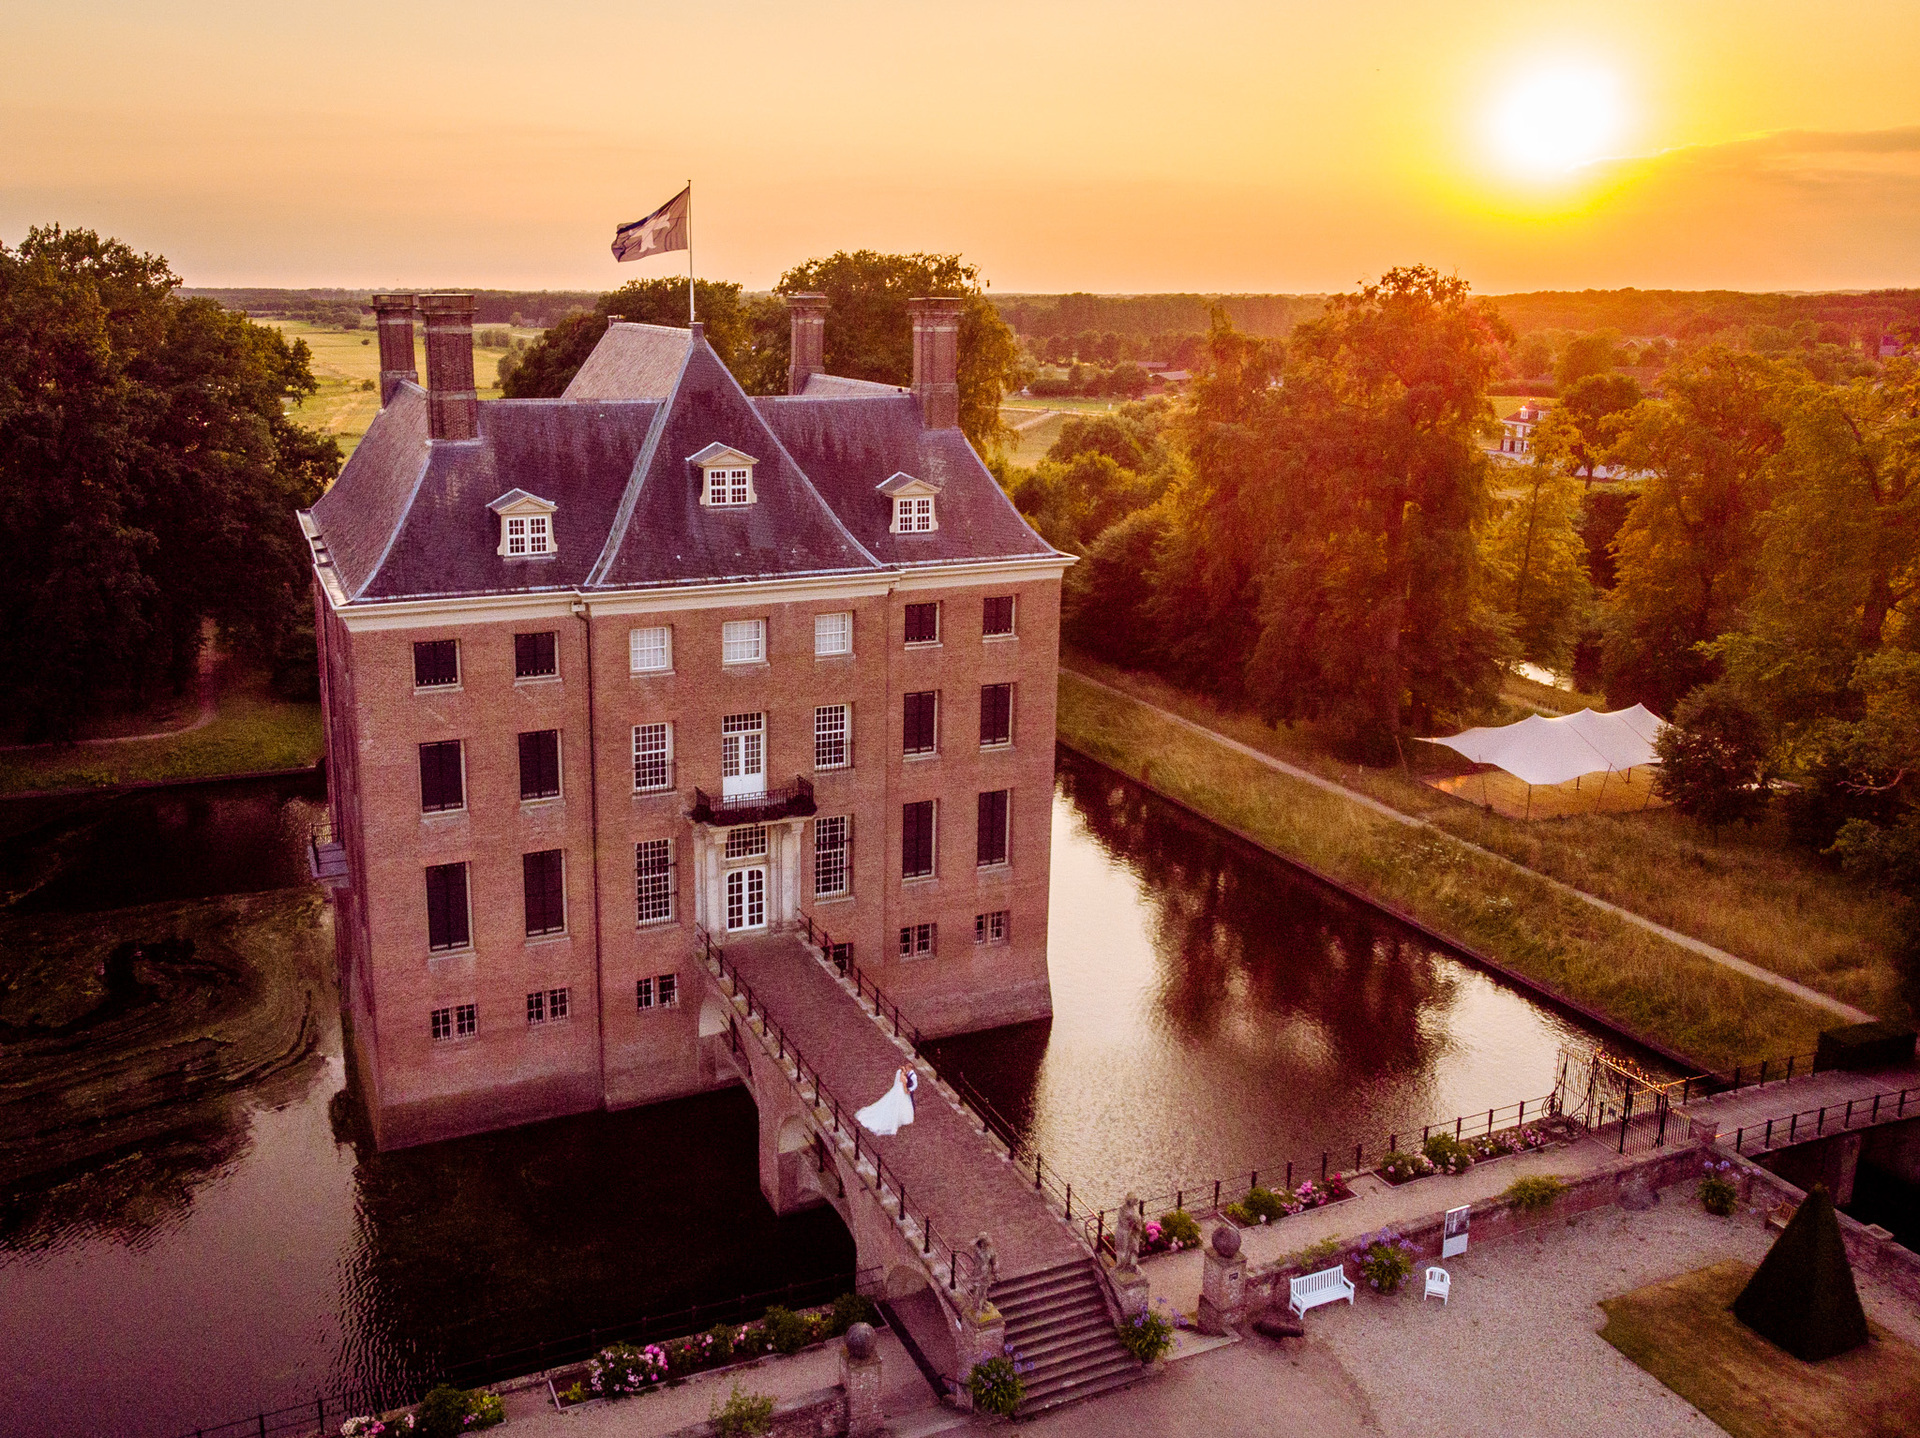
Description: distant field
xmin=263 ymin=319 xmax=542 ymax=460
xmin=999 ymin=408 xmax=1068 ymax=465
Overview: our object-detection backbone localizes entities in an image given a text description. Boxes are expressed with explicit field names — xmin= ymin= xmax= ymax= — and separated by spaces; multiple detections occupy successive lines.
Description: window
xmin=526 ymin=987 xmax=571 ymax=1025
xmin=815 ymin=612 xmax=852 ymax=656
xmin=899 ymin=922 xmax=936 ymax=959
xmin=519 ymin=730 xmax=561 ymax=801
xmin=705 ymin=467 xmax=753 ymax=505
xmin=433 ymin=1003 xmax=477 ymax=1040
xmin=722 ymin=711 xmax=765 ymax=792
xmin=637 ymin=973 xmax=680 ymax=1009
xmin=633 ymin=722 xmax=673 ymax=792
xmin=904 ymin=602 xmax=939 ymax=645
xmin=419 ymin=740 xmax=464 ymax=812
xmin=413 ymin=639 xmax=459 ymax=689
xmin=523 ymin=849 xmax=566 ymax=936
xmin=725 ymin=866 xmax=767 ymax=931
xmin=983 ymin=596 xmax=1016 ymax=637
xmin=503 ymin=515 xmax=553 ymax=556
xmin=492 ymin=491 xmax=558 ymax=557
xmin=815 ymin=815 xmax=850 ymax=899
xmin=722 ymin=619 xmax=766 ymax=665
xmin=426 ymin=862 xmax=470 ymax=951
xmin=902 ymin=800 xmax=936 ymax=879
xmin=977 ymin=790 xmax=1010 ymax=867
xmin=724 ymin=825 xmax=768 ymax=859
xmin=636 ymin=976 xmax=652 ymax=1009
xmin=515 ymin=631 xmax=557 ymax=679
xmin=980 ymin=684 xmax=1013 ymax=748
xmin=815 ymin=704 xmax=849 ymax=770
xmin=431 ymin=1006 xmax=453 ymax=1041
xmin=636 ymin=839 xmax=674 ymax=923
xmin=903 ymin=692 xmax=938 ymax=757
xmin=975 ymin=910 xmax=1009 ymax=945
xmin=629 ymin=626 xmax=672 ymax=673
xmin=893 ymin=496 xmax=935 ymax=533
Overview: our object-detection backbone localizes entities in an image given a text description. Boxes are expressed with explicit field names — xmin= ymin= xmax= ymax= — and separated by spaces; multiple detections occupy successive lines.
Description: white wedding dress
xmin=856 ymin=1070 xmax=917 ymax=1136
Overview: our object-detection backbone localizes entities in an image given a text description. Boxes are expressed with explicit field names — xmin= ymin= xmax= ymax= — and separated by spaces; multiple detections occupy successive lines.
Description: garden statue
xmin=1113 ymin=1193 xmax=1142 ymax=1272
xmin=965 ymin=1232 xmax=1001 ymax=1316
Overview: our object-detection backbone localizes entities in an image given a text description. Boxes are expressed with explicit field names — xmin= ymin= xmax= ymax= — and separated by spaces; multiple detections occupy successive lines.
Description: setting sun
xmin=1490 ymin=65 xmax=1624 ymax=178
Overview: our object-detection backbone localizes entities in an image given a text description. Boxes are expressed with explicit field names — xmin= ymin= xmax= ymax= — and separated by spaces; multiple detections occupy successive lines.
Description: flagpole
xmin=686 ymin=180 xmax=695 ymax=327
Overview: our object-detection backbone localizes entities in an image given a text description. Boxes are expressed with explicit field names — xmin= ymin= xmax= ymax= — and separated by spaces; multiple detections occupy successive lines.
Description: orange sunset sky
xmin=4 ymin=0 xmax=1918 ymax=294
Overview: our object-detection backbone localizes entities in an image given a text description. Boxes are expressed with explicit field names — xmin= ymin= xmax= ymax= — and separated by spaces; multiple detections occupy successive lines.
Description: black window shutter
xmin=420 ymin=741 xmax=463 ymax=811
xmin=905 ymin=603 xmax=938 ymax=644
xmin=414 ymin=640 xmax=458 ymax=687
xmin=427 ymin=862 xmax=469 ymax=949
xmin=904 ymin=693 xmax=937 ymax=754
xmin=977 ymin=790 xmax=1009 ymax=865
xmin=984 ymin=596 xmax=1014 ymax=635
xmin=980 ymin=685 xmax=1011 ymax=745
xmin=524 ymin=850 xmax=564 ymax=934
xmin=903 ymin=800 xmax=935 ymax=877
xmin=515 ymin=631 xmax=557 ymax=678
xmin=519 ymin=730 xmax=561 ymax=799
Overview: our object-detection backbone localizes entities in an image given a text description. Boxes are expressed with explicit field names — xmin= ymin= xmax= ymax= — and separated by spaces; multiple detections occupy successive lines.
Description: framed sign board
xmin=1442 ymin=1205 xmax=1470 ymax=1258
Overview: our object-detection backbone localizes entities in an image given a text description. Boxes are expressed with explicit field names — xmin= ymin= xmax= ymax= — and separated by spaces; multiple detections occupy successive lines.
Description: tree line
xmin=0 ymin=229 xmax=338 ymax=739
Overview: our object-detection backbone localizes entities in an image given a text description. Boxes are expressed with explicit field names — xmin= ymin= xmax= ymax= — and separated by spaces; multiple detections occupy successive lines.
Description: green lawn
xmin=0 ymin=667 xmax=322 ymax=796
xmin=1056 ymin=664 xmax=1878 ymax=1070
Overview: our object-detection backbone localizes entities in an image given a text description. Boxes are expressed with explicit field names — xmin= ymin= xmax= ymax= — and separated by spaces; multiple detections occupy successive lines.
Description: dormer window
xmin=488 ymin=489 xmax=558 ymax=559
xmin=878 ymin=471 xmax=942 ymax=535
xmin=689 ymin=442 xmax=759 ymax=508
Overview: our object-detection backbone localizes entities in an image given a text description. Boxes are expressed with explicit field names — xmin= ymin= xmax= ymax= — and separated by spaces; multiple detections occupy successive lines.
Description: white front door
xmin=721 ymin=712 xmax=766 ymax=800
xmin=725 ymin=866 xmax=767 ymax=931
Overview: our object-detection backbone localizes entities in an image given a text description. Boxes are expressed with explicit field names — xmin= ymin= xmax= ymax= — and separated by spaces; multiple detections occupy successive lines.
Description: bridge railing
xmin=1725 ymin=1083 xmax=1918 ymax=1156
xmin=796 ymin=914 xmax=1085 ymax=1225
xmin=698 ymin=925 xmax=979 ymax=1302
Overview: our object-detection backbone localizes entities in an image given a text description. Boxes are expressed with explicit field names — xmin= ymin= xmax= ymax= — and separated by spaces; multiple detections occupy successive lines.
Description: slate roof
xmin=304 ymin=328 xmax=1061 ymax=606
xmin=563 ymin=322 xmax=691 ymax=400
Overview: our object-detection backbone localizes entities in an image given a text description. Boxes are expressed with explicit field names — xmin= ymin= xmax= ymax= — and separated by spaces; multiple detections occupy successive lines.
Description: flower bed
xmin=1221 ymin=1175 xmax=1354 ymax=1227
xmin=550 ymin=1293 xmax=878 ymax=1409
xmin=1465 ymin=1125 xmax=1556 ymax=1162
xmin=1379 ymin=1125 xmax=1557 ymax=1184
xmin=1140 ymin=1210 xmax=1202 ymax=1255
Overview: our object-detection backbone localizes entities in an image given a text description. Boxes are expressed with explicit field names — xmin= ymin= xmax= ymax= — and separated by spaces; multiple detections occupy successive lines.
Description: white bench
xmin=1288 ymin=1264 xmax=1356 ymax=1318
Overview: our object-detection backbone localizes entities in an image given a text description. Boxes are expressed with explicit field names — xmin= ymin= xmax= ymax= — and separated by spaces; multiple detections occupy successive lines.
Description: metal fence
xmin=1725 ymin=1084 xmax=1918 ymax=1156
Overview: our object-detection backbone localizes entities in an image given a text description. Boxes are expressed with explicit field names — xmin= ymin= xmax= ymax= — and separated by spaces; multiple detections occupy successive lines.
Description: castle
xmin=301 ymin=293 xmax=1068 ymax=1148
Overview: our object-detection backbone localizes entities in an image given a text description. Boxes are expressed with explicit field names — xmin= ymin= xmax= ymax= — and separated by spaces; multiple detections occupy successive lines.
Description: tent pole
xmin=1526 ymin=785 xmax=1533 ymax=821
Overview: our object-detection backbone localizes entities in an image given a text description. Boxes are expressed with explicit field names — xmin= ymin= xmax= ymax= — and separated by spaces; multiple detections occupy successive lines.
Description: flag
xmin=612 ymin=187 xmax=690 ymax=263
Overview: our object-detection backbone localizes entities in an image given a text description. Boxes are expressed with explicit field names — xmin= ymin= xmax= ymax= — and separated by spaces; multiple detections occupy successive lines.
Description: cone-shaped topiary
xmin=1730 ymin=1187 xmax=1869 ymax=1362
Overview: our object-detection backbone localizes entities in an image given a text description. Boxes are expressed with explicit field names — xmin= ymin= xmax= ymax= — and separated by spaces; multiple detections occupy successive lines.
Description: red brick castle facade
xmin=302 ymin=295 xmax=1069 ymax=1149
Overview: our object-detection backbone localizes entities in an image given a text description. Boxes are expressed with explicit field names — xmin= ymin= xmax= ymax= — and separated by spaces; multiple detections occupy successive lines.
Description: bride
xmin=856 ymin=1066 xmax=919 ymax=1137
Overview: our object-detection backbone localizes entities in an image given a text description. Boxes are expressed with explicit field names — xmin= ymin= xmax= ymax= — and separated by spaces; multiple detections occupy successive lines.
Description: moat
xmin=4 ymin=751 xmax=1628 ymax=1438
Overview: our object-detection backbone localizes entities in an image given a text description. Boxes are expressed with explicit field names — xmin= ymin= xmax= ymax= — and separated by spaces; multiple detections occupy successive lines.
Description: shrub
xmin=829 ymin=1292 xmax=879 ymax=1335
xmin=409 ymin=1386 xmax=503 ymax=1437
xmin=711 ymin=1384 xmax=775 ymax=1438
xmin=968 ymin=1353 xmax=1028 ymax=1416
xmin=1117 ymin=1307 xmax=1175 ymax=1363
xmin=1699 ymin=1159 xmax=1739 ymax=1216
xmin=590 ymin=1341 xmax=667 ymax=1398
xmin=1151 ymin=1209 xmax=1202 ymax=1253
xmin=1349 ymin=1231 xmax=1417 ymax=1293
xmin=1422 ymin=1134 xmax=1475 ymax=1175
xmin=1240 ymin=1186 xmax=1287 ymax=1223
xmin=1504 ymin=1175 xmax=1568 ymax=1212
xmin=704 ymin=1323 xmax=738 ymax=1365
xmin=1291 ymin=1236 xmax=1343 ymax=1271
xmin=762 ymin=1305 xmax=815 ymax=1355
xmin=1222 ymin=1200 xmax=1254 ymax=1225
xmin=1378 ymin=1151 xmax=1436 ymax=1184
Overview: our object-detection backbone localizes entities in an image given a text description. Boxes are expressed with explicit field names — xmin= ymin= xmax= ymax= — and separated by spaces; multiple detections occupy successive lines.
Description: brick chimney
xmin=908 ymin=297 xmax=964 ymax=429
xmin=370 ymin=294 xmax=418 ymax=406
xmin=418 ymin=294 xmax=478 ymax=442
xmin=785 ymin=293 xmax=829 ymax=395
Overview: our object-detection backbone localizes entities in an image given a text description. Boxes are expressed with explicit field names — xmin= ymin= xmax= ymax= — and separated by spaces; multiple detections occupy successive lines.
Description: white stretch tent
xmin=1425 ymin=705 xmax=1666 ymax=787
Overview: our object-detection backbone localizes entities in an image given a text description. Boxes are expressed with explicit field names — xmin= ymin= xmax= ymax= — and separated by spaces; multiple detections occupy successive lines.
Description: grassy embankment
xmin=264 ymin=318 xmax=540 ymax=459
xmin=1057 ymin=660 xmax=1902 ymax=1071
xmin=0 ymin=663 xmax=321 ymax=796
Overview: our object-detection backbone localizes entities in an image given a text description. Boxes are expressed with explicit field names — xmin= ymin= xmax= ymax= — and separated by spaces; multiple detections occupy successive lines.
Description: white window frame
xmin=527 ymin=987 xmax=572 ymax=1025
xmin=722 ymin=619 xmax=766 ymax=666
xmin=814 ymin=704 xmax=850 ymax=770
xmin=629 ymin=626 xmax=672 ymax=674
xmin=890 ymin=495 xmax=937 ymax=534
xmin=723 ymin=825 xmax=769 ymax=860
xmin=814 ymin=611 xmax=853 ymax=657
xmin=493 ymin=497 xmax=558 ymax=558
xmin=636 ymin=838 xmax=674 ymax=925
xmin=633 ymin=722 xmax=673 ymax=792
xmin=898 ymin=922 xmax=936 ymax=959
xmin=724 ymin=867 xmax=767 ymax=932
xmin=637 ymin=973 xmax=678 ymax=1009
xmin=975 ymin=910 xmax=1009 ymax=945
xmin=982 ymin=595 xmax=1017 ymax=639
xmin=704 ymin=466 xmax=755 ymax=506
xmin=815 ymin=815 xmax=851 ymax=900
xmin=454 ymin=1002 xmax=477 ymax=1038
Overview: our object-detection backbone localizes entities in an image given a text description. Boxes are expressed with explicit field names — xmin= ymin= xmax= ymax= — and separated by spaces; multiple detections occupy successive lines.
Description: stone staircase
xmin=993 ymin=1259 xmax=1142 ymax=1414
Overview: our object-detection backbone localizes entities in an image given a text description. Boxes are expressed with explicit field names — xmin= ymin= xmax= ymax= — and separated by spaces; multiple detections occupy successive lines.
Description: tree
xmin=1652 ymin=682 xmax=1773 ymax=829
xmin=1602 ymin=348 xmax=1788 ymax=713
xmin=1555 ymin=330 xmax=1621 ymax=389
xmin=1483 ymin=451 xmax=1593 ymax=670
xmin=1063 ymin=500 xmax=1175 ymax=665
xmin=0 ymin=226 xmax=336 ymax=737
xmin=776 ymin=251 xmax=1029 ymax=454
xmin=1010 ymin=450 xmax=1162 ymax=554
xmin=1515 ymin=334 xmax=1554 ymax=380
xmin=501 ymin=279 xmax=760 ymax=398
xmin=1554 ymin=372 xmax=1642 ymax=482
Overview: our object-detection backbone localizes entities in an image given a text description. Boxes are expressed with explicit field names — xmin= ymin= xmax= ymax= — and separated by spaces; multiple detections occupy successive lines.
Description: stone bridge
xmin=1681 ymin=1063 xmax=1920 ymax=1207
xmin=694 ymin=928 xmax=1140 ymax=1414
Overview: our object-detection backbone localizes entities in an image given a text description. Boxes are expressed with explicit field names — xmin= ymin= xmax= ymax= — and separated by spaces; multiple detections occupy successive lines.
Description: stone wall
xmin=1726 ymin=1146 xmax=1920 ymax=1307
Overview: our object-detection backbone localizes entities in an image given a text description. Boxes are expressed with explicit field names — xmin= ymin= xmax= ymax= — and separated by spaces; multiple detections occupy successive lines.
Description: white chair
xmin=1424 ymin=1266 xmax=1450 ymax=1304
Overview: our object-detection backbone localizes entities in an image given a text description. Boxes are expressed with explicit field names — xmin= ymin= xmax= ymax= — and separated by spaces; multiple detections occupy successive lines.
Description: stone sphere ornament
xmin=1212 ymin=1224 xmax=1241 ymax=1259
xmin=844 ymin=1321 xmax=876 ymax=1360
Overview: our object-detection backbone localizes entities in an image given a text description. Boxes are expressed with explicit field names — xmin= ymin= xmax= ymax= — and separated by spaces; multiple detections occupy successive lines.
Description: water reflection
xmin=928 ymin=751 xmax=1599 ymax=1203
